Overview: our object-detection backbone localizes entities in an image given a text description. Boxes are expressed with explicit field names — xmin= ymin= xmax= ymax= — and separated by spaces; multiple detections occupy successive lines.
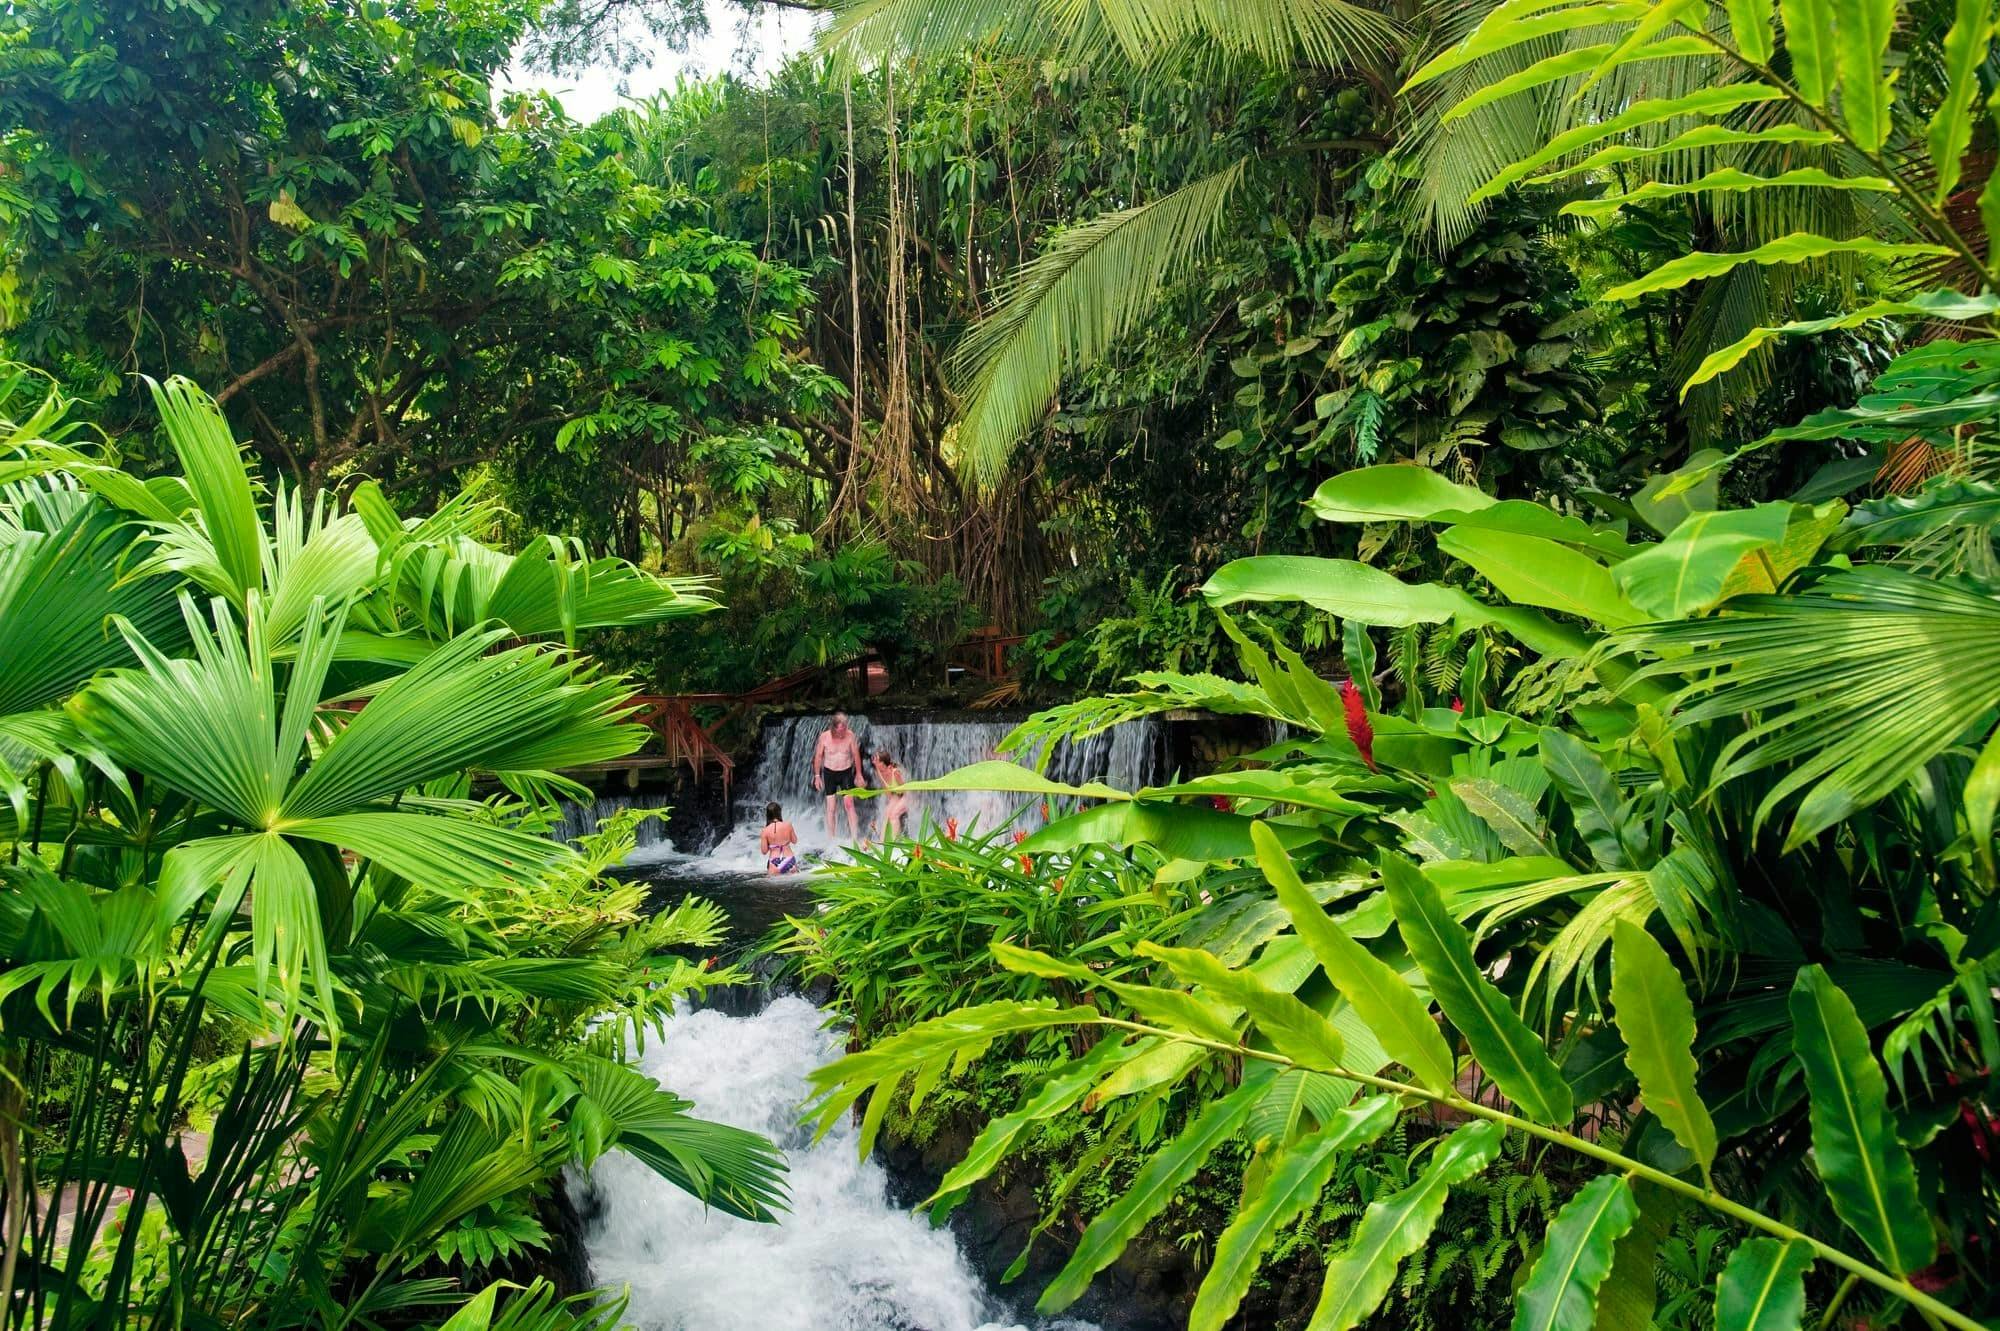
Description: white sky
xmin=503 ymin=1 xmax=822 ymax=122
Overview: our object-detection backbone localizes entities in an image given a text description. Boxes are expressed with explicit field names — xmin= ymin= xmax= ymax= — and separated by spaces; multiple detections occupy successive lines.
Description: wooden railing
xmin=625 ymin=695 xmax=735 ymax=801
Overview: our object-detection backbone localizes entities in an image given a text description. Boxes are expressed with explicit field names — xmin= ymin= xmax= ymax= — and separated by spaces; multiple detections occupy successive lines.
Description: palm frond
xmin=950 ymin=158 xmax=1251 ymax=487
xmin=1617 ymin=567 xmax=2000 ymax=847
xmin=820 ymin=0 xmax=1393 ymax=69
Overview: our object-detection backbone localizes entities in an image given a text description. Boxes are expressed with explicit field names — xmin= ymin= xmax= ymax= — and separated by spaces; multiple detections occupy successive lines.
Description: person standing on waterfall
xmin=811 ymin=711 xmax=867 ymax=845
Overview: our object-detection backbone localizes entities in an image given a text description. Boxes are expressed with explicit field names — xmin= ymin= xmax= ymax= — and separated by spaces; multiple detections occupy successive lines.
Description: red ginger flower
xmin=1451 ymin=697 xmax=1465 ymax=713
xmin=1341 ymin=677 xmax=1376 ymax=771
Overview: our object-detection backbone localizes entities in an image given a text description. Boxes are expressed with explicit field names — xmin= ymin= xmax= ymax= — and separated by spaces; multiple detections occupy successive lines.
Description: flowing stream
xmin=573 ymin=712 xmax=1167 ymax=1331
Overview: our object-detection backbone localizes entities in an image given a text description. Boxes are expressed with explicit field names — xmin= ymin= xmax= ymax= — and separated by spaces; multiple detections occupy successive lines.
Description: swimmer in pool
xmin=761 ymin=802 xmax=800 ymax=875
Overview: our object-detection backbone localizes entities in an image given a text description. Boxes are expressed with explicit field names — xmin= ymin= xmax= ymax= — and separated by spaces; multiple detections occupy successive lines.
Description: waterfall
xmin=579 ymin=996 xmax=1100 ymax=1331
xmin=549 ymin=789 xmax=679 ymax=851
xmin=672 ymin=711 xmax=1167 ymax=871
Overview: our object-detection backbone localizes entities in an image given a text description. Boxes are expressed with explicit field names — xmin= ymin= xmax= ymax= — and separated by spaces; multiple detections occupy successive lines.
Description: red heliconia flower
xmin=1209 ymin=795 xmax=1234 ymax=813
xmin=1451 ymin=697 xmax=1465 ymax=713
xmin=1340 ymin=677 xmax=1376 ymax=771
xmin=1053 ymin=876 xmax=1066 ymax=894
xmin=945 ymin=816 xmax=959 ymax=841
xmin=1040 ymin=800 xmax=1051 ymax=820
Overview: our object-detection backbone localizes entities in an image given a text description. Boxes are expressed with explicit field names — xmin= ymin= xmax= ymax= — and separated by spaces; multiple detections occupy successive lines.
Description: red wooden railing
xmin=625 ymin=694 xmax=735 ymax=801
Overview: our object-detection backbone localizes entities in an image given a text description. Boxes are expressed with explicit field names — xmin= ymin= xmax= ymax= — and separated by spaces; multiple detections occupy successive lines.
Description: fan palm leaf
xmin=1615 ymin=567 xmax=2000 ymax=847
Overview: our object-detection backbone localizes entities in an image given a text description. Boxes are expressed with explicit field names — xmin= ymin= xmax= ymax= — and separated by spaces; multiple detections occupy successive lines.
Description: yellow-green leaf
xmin=1930 ymin=0 xmax=1997 ymax=202
xmin=1714 ymin=1238 xmax=1814 ymax=1331
xmin=1253 ymin=824 xmax=1457 ymax=1093
xmin=1561 ymin=167 xmax=1894 ymax=220
xmin=1190 ymin=1097 xmax=1398 ymax=1331
xmin=1727 ymin=0 xmax=1777 ymax=60
xmin=1610 ymin=921 xmax=1718 ymax=1180
xmin=1831 ymin=0 xmax=1897 ymax=149
xmin=1509 ymin=1176 xmax=1640 ymax=1331
xmin=1781 ymin=0 xmax=1835 ymax=101
xmin=1602 ymin=234 xmax=1952 ymax=301
xmin=1306 ymin=1121 xmax=1505 ymax=1330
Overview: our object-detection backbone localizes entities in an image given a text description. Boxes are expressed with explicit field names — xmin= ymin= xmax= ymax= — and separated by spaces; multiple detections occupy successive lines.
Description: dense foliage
xmin=800 ymin=2 xmax=2000 ymax=1330
xmin=0 ymin=371 xmax=783 ymax=1330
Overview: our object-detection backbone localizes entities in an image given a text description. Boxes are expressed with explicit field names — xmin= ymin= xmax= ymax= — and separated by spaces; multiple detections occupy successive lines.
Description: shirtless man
xmin=811 ymin=711 xmax=867 ymax=844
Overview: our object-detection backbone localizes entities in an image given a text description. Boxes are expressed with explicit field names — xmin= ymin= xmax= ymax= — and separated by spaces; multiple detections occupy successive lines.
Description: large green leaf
xmin=1714 ymin=1238 xmax=1814 ymax=1331
xmin=1622 ymin=568 xmax=2000 ymax=846
xmin=1603 ymin=234 xmax=1952 ymax=302
xmin=1440 ymin=37 xmax=1710 ymax=123
xmin=0 ymin=502 xmax=184 ymax=717
xmin=1610 ymin=921 xmax=1717 ymax=1181
xmin=1560 ymin=167 xmax=1894 ymax=222
xmin=1204 ymin=556 xmax=1593 ymax=660
xmin=1469 ymin=86 xmax=1788 ymax=205
xmin=146 ymin=376 xmax=266 ymax=606
xmin=1929 ymin=0 xmax=1996 ymax=202
xmin=1539 ymin=730 xmax=1643 ymax=870
xmin=1036 ymin=1075 xmax=1266 ymax=1312
xmin=1788 ymin=965 xmax=1935 ymax=1274
xmin=1189 ymin=1096 xmax=1398 ymax=1331
xmin=1436 ymin=527 xmax=1641 ymax=626
xmin=1727 ymin=0 xmax=1776 ymax=59
xmin=1384 ymin=856 xmax=1574 ymax=1124
xmin=1139 ymin=941 xmax=1348 ymax=1071
xmin=921 ymin=1037 xmax=1140 ymax=1208
xmin=1307 ymin=465 xmax=1494 ymax=523
xmin=1304 ymin=1121 xmax=1505 ymax=1331
xmin=1682 ymin=291 xmax=2000 ymax=394
xmin=1609 ymin=504 xmax=1791 ymax=619
xmin=1830 ymin=0 xmax=1895 ymax=149
xmin=1509 ymin=1175 xmax=1639 ymax=1331
xmin=1404 ymin=2 xmax=1653 ymax=88
xmin=1781 ymin=0 xmax=1835 ymax=100
xmin=949 ymin=159 xmax=1250 ymax=486
xmin=1528 ymin=125 xmax=1837 ymax=185
xmin=1253 ymin=824 xmax=1457 ymax=1092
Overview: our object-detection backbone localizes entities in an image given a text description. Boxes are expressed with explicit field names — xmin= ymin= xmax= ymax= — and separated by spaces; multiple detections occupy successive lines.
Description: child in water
xmin=761 ymin=802 xmax=800 ymax=875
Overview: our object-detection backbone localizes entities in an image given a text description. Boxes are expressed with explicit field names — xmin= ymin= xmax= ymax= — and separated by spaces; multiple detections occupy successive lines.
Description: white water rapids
xmin=579 ymin=997 xmax=1099 ymax=1331
xmin=570 ymin=713 xmax=1152 ymax=1330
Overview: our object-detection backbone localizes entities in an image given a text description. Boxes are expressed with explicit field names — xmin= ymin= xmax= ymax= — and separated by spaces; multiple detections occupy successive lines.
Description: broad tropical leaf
xmin=1788 ymin=965 xmax=1935 ymax=1275
xmin=1383 ymin=855 xmax=1574 ymax=1124
xmin=1253 ymin=824 xmax=1457 ymax=1092
xmin=1189 ymin=1096 xmax=1398 ymax=1331
xmin=1509 ymin=1175 xmax=1639 ymax=1331
xmin=1714 ymin=1238 xmax=1814 ymax=1331
xmin=1610 ymin=921 xmax=1718 ymax=1181
xmin=1036 ymin=1075 xmax=1266 ymax=1312
xmin=1305 ymin=1121 xmax=1505 ymax=1331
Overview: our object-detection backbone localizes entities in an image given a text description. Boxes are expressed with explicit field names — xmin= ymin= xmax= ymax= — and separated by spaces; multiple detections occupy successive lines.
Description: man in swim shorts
xmin=811 ymin=711 xmax=867 ymax=844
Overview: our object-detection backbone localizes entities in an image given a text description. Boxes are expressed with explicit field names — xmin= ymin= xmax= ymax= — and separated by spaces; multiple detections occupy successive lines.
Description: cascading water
xmin=579 ymin=997 xmax=1098 ymax=1331
xmin=675 ymin=711 xmax=1167 ymax=870
xmin=574 ymin=713 xmax=1161 ymax=1330
xmin=548 ymin=789 xmax=679 ymax=850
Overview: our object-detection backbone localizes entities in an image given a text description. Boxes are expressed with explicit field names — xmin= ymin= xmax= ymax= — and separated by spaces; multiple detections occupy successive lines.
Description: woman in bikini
xmin=761 ymin=802 xmax=800 ymax=875
xmin=874 ymin=750 xmax=911 ymax=842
